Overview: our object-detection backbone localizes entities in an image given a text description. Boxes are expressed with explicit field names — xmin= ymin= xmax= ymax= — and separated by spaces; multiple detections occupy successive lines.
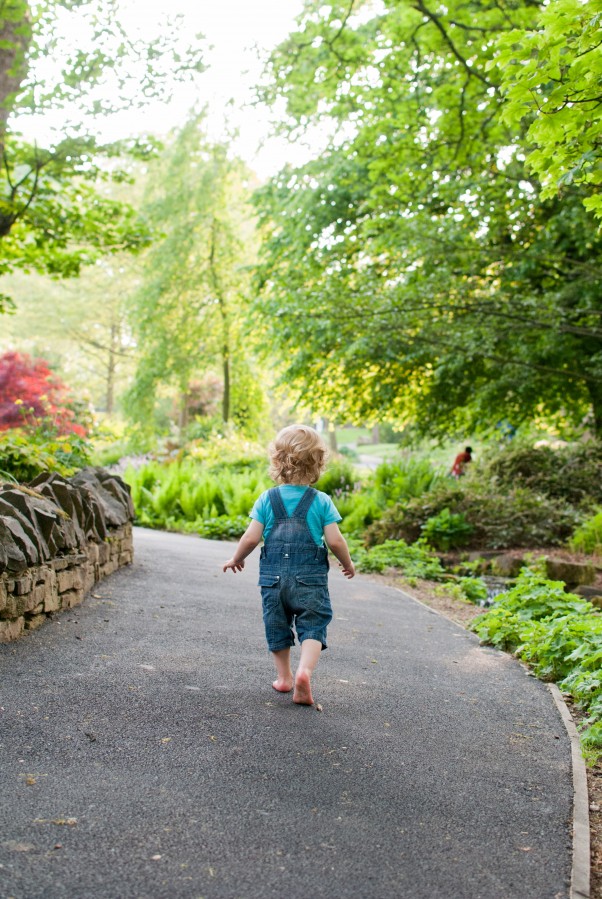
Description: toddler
xmin=223 ymin=424 xmax=355 ymax=705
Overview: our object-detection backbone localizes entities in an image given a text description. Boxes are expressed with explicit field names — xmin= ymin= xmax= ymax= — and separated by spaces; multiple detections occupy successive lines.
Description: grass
xmin=355 ymin=443 xmax=402 ymax=459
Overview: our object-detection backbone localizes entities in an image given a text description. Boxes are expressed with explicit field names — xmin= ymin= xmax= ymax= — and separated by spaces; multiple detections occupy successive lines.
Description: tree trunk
xmin=106 ymin=323 xmax=118 ymax=415
xmin=587 ymin=379 xmax=602 ymax=439
xmin=0 ymin=3 xmax=31 ymax=155
xmin=209 ymin=215 xmax=231 ymax=424
xmin=222 ymin=347 xmax=230 ymax=424
xmin=323 ymin=418 xmax=337 ymax=452
xmin=178 ymin=391 xmax=189 ymax=431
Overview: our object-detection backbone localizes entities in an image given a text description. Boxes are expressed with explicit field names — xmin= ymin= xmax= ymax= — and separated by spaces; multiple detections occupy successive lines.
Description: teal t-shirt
xmin=250 ymin=485 xmax=342 ymax=547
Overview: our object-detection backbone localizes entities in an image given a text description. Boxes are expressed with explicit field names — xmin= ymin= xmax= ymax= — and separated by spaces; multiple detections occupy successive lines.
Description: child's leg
xmin=293 ymin=638 xmax=322 ymax=705
xmin=271 ymin=648 xmax=294 ymax=692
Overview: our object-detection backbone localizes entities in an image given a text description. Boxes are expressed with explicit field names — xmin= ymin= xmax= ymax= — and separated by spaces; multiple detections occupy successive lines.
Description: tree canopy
xmin=1 ymin=255 xmax=140 ymax=414
xmin=252 ymin=0 xmax=602 ymax=438
xmin=0 ymin=1 xmax=205 ymax=309
xmin=495 ymin=0 xmax=602 ymax=220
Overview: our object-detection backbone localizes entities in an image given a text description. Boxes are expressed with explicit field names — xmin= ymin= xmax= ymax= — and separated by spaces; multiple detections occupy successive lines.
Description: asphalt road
xmin=1 ymin=527 xmax=572 ymax=899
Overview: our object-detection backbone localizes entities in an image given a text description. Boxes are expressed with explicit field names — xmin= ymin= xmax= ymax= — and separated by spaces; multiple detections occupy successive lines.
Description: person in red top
xmin=450 ymin=446 xmax=473 ymax=478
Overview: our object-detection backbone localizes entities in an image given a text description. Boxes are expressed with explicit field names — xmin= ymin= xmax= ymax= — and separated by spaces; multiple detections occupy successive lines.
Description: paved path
xmin=1 ymin=528 xmax=573 ymax=899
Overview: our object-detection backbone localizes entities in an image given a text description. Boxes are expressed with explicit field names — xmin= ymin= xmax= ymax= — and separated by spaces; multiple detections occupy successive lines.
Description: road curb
xmin=383 ymin=581 xmax=591 ymax=899
xmin=549 ymin=683 xmax=591 ymax=899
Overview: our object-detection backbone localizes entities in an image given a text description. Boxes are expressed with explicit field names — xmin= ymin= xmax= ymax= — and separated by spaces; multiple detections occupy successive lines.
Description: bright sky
xmin=120 ymin=0 xmax=310 ymax=177
xmin=22 ymin=0 xmax=311 ymax=180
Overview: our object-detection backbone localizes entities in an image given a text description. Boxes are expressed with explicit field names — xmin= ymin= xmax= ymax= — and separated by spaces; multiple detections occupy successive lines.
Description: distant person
xmin=450 ymin=446 xmax=473 ymax=478
xmin=222 ymin=424 xmax=355 ymax=706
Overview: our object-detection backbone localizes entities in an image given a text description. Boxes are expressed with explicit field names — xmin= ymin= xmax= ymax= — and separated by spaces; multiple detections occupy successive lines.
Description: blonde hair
xmin=268 ymin=425 xmax=329 ymax=485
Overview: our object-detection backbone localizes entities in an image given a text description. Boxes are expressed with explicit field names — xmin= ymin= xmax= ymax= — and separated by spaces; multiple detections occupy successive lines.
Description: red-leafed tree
xmin=0 ymin=351 xmax=86 ymax=435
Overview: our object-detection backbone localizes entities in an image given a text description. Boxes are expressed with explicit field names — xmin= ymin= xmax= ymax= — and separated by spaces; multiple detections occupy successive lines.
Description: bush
xmin=371 ymin=458 xmax=443 ymax=504
xmin=0 ymin=351 xmax=89 ymax=437
xmin=316 ymin=459 xmax=360 ymax=497
xmin=367 ymin=482 xmax=579 ymax=550
xmin=354 ymin=539 xmax=446 ymax=579
xmin=0 ymin=426 xmax=92 ymax=482
xmin=470 ymin=570 xmax=602 ymax=758
xmin=434 ymin=577 xmax=488 ymax=604
xmin=481 ymin=441 xmax=602 ymax=508
xmin=196 ymin=515 xmax=249 ymax=540
xmin=124 ymin=459 xmax=272 ymax=531
xmin=361 ymin=442 xmax=601 ymax=552
xmin=332 ymin=457 xmax=442 ymax=538
xmin=337 ymin=492 xmax=383 ymax=537
xmin=569 ymin=510 xmax=602 ymax=555
xmin=457 ymin=576 xmax=489 ymax=604
xmin=421 ymin=508 xmax=473 ymax=551
xmin=126 ymin=449 xmax=368 ymax=540
xmin=186 ymin=432 xmax=267 ymax=472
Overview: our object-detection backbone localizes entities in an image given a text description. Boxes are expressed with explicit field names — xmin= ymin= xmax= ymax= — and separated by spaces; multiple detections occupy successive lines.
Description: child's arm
xmin=323 ymin=523 xmax=355 ymax=579
xmin=223 ymin=520 xmax=264 ymax=573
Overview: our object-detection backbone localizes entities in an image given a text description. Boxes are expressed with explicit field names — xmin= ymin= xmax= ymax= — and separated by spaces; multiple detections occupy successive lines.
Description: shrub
xmin=470 ymin=570 xmax=591 ymax=646
xmin=124 ymin=459 xmax=272 ymax=531
xmin=354 ymin=539 xmax=446 ymax=579
xmin=337 ymin=492 xmax=383 ymax=537
xmin=339 ymin=445 xmax=359 ymax=461
xmin=470 ymin=570 xmax=602 ymax=757
xmin=367 ymin=482 xmax=579 ymax=550
xmin=196 ymin=515 xmax=248 ymax=540
xmin=316 ymin=459 xmax=359 ymax=497
xmin=434 ymin=577 xmax=488 ymax=604
xmin=0 ymin=351 xmax=88 ymax=437
xmin=126 ymin=450 xmax=368 ymax=540
xmin=481 ymin=441 xmax=602 ymax=508
xmin=92 ymin=442 xmax=128 ymax=468
xmin=371 ymin=458 xmax=443 ymax=505
xmin=569 ymin=510 xmax=602 ymax=555
xmin=186 ymin=432 xmax=267 ymax=472
xmin=457 ymin=576 xmax=489 ymax=604
xmin=0 ymin=426 xmax=91 ymax=482
xmin=333 ymin=457 xmax=441 ymax=538
xmin=421 ymin=508 xmax=473 ymax=551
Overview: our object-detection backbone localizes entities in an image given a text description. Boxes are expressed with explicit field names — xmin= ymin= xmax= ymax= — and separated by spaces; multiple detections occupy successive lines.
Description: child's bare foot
xmin=293 ymin=670 xmax=314 ymax=705
xmin=272 ymin=676 xmax=293 ymax=693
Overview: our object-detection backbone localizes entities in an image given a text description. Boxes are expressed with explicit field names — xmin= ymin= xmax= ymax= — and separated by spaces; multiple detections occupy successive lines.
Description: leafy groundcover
xmin=470 ymin=569 xmax=602 ymax=762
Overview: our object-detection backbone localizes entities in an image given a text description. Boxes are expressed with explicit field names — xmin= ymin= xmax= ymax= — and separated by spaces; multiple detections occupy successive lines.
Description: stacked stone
xmin=0 ymin=468 xmax=134 ymax=642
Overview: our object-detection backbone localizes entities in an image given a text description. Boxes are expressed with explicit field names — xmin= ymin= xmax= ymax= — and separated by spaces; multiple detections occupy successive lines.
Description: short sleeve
xmin=250 ymin=491 xmax=269 ymax=523
xmin=321 ymin=493 xmax=342 ymax=525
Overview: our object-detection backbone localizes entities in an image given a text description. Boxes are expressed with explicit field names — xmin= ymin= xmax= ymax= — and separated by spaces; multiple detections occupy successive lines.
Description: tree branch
xmin=412 ymin=0 xmax=496 ymax=89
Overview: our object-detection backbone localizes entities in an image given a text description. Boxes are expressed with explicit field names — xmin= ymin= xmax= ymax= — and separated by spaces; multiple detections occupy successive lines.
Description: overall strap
xmin=292 ymin=487 xmax=317 ymax=520
xmin=267 ymin=486 xmax=288 ymax=519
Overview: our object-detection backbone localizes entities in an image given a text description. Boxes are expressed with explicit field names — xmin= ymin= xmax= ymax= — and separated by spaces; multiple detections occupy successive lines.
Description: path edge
xmin=381 ymin=580 xmax=591 ymax=899
xmin=549 ymin=682 xmax=591 ymax=899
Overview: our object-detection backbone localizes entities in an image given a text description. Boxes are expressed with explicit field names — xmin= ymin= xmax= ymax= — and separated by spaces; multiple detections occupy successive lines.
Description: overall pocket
xmin=258 ymin=573 xmax=281 ymax=611
xmin=258 ymin=574 xmax=280 ymax=588
xmin=294 ymin=573 xmax=329 ymax=612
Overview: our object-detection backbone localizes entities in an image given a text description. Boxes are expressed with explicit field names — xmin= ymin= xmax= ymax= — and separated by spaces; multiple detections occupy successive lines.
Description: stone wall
xmin=0 ymin=468 xmax=134 ymax=642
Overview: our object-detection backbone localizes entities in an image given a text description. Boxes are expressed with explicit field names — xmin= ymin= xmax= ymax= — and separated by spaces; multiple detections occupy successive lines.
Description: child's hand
xmin=338 ymin=561 xmax=355 ymax=579
xmin=223 ymin=558 xmax=245 ymax=573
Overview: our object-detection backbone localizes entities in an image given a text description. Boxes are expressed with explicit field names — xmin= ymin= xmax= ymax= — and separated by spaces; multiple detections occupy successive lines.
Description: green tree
xmin=125 ymin=115 xmax=264 ymax=436
xmin=0 ymin=255 xmax=140 ymax=414
xmin=253 ymin=0 xmax=602 ymax=438
xmin=494 ymin=0 xmax=602 ymax=220
xmin=0 ymin=1 xmax=205 ymax=309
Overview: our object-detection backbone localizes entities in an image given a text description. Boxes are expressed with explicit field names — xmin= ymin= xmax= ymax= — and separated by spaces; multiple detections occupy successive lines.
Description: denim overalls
xmin=258 ymin=486 xmax=332 ymax=652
